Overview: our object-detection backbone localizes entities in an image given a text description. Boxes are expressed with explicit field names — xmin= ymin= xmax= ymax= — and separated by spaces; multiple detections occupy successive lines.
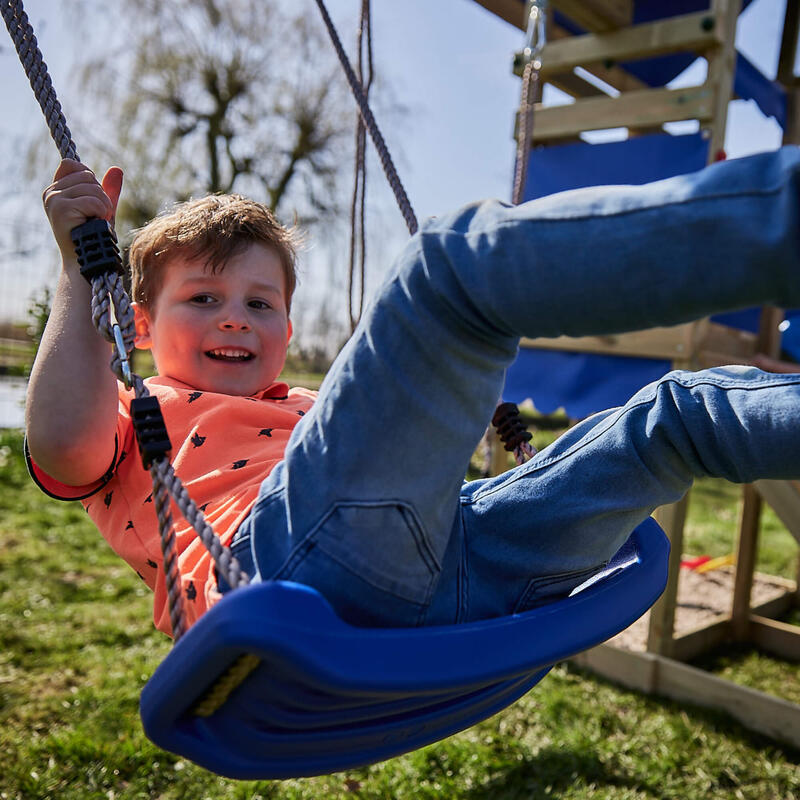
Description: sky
xmin=0 ymin=0 xmax=792 ymax=331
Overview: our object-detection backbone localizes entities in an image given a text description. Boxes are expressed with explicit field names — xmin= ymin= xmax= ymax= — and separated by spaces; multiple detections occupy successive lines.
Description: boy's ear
xmin=132 ymin=303 xmax=153 ymax=349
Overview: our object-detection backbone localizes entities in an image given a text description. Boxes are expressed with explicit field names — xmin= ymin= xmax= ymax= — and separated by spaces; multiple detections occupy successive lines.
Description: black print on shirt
xmin=125 ymin=520 xmax=134 ymax=530
xmin=147 ymin=559 xmax=158 ymax=569
xmin=188 ymin=392 xmax=203 ymax=404
xmin=104 ymin=491 xmax=113 ymax=509
xmin=297 ymin=410 xmax=305 ymax=416
xmin=258 ymin=428 xmax=273 ymax=438
xmin=199 ymin=502 xmax=210 ymax=512
xmin=186 ymin=582 xmax=197 ymax=601
xmin=144 ymin=493 xmax=152 ymax=504
xmin=191 ymin=432 xmax=206 ymax=448
xmin=232 ymin=459 xmax=248 ymax=470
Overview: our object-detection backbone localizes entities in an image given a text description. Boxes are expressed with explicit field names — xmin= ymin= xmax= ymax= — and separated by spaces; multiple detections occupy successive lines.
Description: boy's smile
xmin=133 ymin=242 xmax=292 ymax=396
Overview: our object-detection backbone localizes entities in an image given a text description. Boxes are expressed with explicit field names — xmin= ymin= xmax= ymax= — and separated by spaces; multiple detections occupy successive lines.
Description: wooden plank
xmin=551 ymin=0 xmax=632 ymax=31
xmin=670 ymin=616 xmax=731 ymax=662
xmin=571 ymin=643 xmax=658 ymax=693
xmin=470 ymin=0 xmax=635 ymax=33
xmin=647 ymin=497 xmax=689 ymax=657
xmin=537 ymin=12 xmax=722 ymax=78
xmin=655 ymin=654 xmax=800 ymax=748
xmin=520 ymin=319 xmax=755 ymax=364
xmin=661 ymin=581 xmax=796 ymax=662
xmin=529 ymin=85 xmax=714 ymax=141
xmin=755 ymin=480 xmax=800 ymax=547
xmin=521 ymin=323 xmax=698 ymax=361
xmin=470 ymin=0 xmax=527 ymax=30
xmin=575 ymin=645 xmax=800 ymax=749
xmin=750 ymin=616 xmax=800 ymax=662
xmin=547 ymin=71 xmax=607 ymax=99
xmin=731 ymin=485 xmax=762 ymax=639
xmin=513 ymin=19 xmax=651 ymax=97
xmin=751 ymin=586 xmax=796 ymax=621
xmin=777 ymin=0 xmax=800 ymax=87
xmin=705 ymin=0 xmax=741 ymax=160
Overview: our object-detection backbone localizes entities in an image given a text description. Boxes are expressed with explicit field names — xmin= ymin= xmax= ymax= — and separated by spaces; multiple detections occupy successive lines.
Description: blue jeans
xmin=228 ymin=146 xmax=800 ymax=627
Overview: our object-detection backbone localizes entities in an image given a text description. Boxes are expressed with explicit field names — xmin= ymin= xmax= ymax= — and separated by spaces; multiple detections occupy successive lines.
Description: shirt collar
xmin=144 ymin=375 xmax=291 ymax=400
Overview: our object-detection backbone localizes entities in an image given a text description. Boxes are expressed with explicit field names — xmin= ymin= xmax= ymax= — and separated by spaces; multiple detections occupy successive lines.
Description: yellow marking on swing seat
xmin=193 ymin=653 xmax=261 ymax=717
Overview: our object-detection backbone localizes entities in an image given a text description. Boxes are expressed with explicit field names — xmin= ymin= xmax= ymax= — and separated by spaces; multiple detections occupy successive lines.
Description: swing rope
xmin=313 ymin=0 xmax=418 ymax=236
xmin=347 ymin=0 xmax=373 ymax=331
xmin=503 ymin=0 xmax=548 ymax=464
xmin=512 ymin=0 xmax=547 ymax=207
xmin=1 ymin=0 xmax=250 ymax=641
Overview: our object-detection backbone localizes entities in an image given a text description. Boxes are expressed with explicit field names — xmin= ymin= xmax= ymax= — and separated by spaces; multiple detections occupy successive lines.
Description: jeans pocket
xmin=513 ymin=565 xmax=605 ymax=614
xmin=311 ymin=501 xmax=440 ymax=606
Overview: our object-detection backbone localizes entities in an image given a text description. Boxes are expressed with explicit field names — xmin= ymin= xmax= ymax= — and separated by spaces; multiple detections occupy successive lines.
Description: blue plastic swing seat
xmin=140 ymin=517 xmax=668 ymax=779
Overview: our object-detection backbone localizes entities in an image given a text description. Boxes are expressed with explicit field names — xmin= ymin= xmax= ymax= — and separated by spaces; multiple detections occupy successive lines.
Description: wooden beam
xmin=520 ymin=21 xmax=650 ymax=96
xmin=669 ymin=616 xmax=731 ymax=663
xmin=537 ymin=12 xmax=722 ymax=78
xmin=705 ymin=0 xmax=741 ymax=161
xmin=547 ymin=71 xmax=607 ymax=99
xmin=573 ymin=644 xmax=800 ymax=749
xmin=551 ymin=0 xmax=633 ymax=31
xmin=647 ymin=496 xmax=689 ymax=657
xmin=528 ymin=84 xmax=714 ymax=140
xmin=521 ymin=319 xmax=756 ymax=364
xmin=777 ymin=0 xmax=800 ymax=86
xmin=750 ymin=615 xmax=800 ymax=662
xmin=731 ymin=484 xmax=762 ymax=639
xmin=661 ymin=578 xmax=796 ymax=663
xmin=470 ymin=0 xmax=527 ymax=30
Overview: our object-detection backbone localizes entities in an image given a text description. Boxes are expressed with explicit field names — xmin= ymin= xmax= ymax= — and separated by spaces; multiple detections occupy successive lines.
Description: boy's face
xmin=133 ymin=242 xmax=292 ymax=397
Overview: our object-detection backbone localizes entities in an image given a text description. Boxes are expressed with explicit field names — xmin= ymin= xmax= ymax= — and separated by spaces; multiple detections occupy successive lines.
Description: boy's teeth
xmin=208 ymin=348 xmax=252 ymax=361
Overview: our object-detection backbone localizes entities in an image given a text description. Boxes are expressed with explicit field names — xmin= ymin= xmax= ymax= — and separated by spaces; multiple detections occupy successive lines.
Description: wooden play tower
xmin=473 ymin=0 xmax=800 ymax=747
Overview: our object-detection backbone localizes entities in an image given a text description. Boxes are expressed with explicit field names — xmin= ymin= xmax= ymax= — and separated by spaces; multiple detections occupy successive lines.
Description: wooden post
xmin=731 ymin=306 xmax=784 ymax=639
xmin=731 ymin=484 xmax=761 ymax=640
xmin=705 ymin=0 xmax=741 ymax=162
xmin=647 ymin=494 xmax=690 ymax=656
xmin=778 ymin=0 xmax=800 ymax=147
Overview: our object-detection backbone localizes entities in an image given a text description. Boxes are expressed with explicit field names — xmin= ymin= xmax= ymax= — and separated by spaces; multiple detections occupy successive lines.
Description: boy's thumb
xmin=101 ymin=167 xmax=124 ymax=225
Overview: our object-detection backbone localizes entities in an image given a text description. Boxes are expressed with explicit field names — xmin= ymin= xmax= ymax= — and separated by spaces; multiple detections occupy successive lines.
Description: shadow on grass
xmin=457 ymin=744 xmax=657 ymax=800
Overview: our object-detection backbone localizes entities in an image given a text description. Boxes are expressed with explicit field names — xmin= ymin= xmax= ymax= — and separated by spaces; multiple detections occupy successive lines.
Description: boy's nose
xmin=219 ymin=307 xmax=251 ymax=332
xmin=220 ymin=319 xmax=251 ymax=332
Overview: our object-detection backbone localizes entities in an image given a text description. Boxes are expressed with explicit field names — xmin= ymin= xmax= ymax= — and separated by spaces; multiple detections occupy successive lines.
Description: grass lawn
xmin=1 ymin=423 xmax=800 ymax=799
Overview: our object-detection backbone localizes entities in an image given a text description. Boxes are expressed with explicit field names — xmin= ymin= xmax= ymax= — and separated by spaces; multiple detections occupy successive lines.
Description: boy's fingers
xmin=100 ymin=167 xmax=123 ymax=224
xmin=52 ymin=158 xmax=86 ymax=182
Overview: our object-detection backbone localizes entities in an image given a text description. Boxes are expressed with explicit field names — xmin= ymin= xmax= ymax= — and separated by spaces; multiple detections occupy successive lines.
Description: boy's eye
xmin=249 ymin=299 xmax=271 ymax=310
xmin=190 ymin=294 xmax=215 ymax=304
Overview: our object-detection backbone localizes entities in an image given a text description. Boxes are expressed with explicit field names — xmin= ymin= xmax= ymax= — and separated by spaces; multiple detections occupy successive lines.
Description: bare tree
xmin=75 ymin=0 xmax=354 ymax=230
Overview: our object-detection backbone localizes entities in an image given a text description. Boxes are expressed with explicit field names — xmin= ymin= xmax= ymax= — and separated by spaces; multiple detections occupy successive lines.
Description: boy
xmin=26 ymin=148 xmax=800 ymax=636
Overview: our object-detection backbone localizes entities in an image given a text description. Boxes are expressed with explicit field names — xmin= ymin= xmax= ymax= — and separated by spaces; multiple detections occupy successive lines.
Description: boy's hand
xmin=43 ymin=159 xmax=123 ymax=264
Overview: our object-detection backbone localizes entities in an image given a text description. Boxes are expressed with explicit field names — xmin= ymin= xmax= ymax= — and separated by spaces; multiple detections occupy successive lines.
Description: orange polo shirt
xmin=28 ymin=376 xmax=316 ymax=636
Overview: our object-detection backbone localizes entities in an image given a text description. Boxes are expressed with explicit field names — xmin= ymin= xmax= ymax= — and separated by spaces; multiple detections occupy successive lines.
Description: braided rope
xmin=313 ymin=0 xmax=418 ymax=236
xmin=347 ymin=0 xmax=372 ymax=331
xmin=3 ymin=0 xmax=250 ymax=642
xmin=511 ymin=59 xmax=540 ymax=207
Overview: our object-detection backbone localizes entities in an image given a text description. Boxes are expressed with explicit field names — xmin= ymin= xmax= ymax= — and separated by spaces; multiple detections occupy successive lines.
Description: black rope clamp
xmin=491 ymin=402 xmax=533 ymax=452
xmin=71 ymin=218 xmax=123 ymax=283
xmin=131 ymin=396 xmax=172 ymax=469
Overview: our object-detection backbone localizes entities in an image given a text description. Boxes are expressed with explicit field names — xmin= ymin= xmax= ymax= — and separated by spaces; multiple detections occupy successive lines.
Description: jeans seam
xmin=467 ymin=370 xmax=800 ymax=504
xmin=423 ymin=184 xmax=786 ymax=237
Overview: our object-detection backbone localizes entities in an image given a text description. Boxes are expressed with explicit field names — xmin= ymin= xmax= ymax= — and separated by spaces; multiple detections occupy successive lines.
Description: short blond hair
xmin=129 ymin=195 xmax=299 ymax=312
